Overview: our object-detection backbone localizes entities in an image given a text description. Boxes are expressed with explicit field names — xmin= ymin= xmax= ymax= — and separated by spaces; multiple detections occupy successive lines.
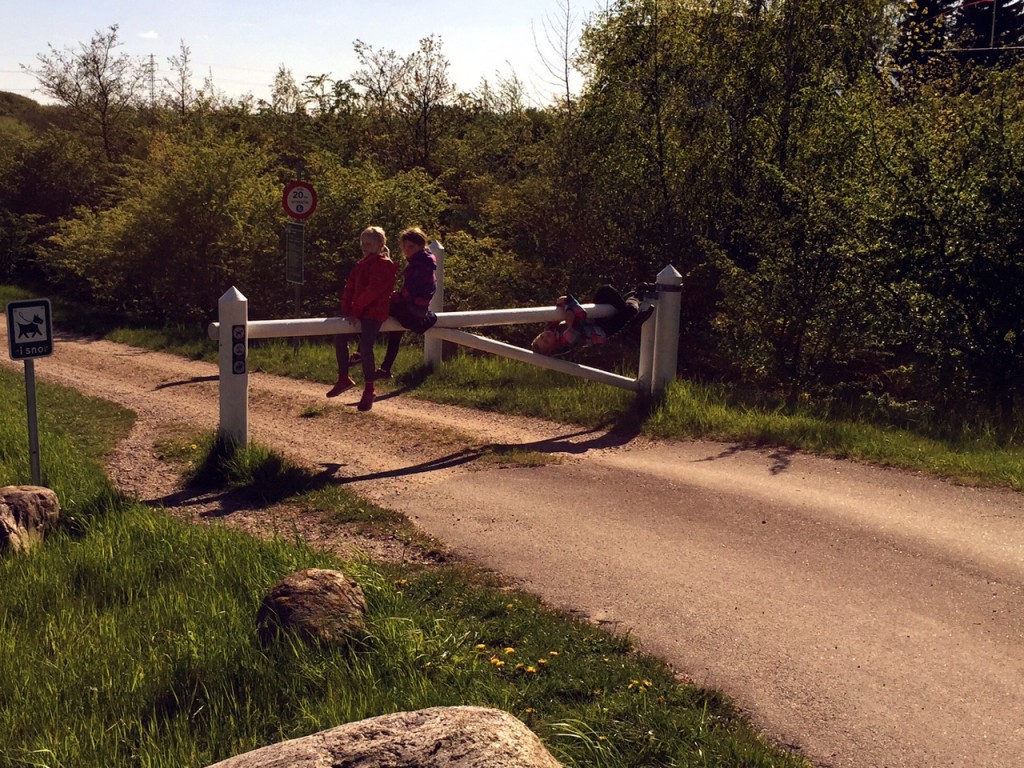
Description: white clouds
xmin=139 ymin=30 xmax=159 ymax=40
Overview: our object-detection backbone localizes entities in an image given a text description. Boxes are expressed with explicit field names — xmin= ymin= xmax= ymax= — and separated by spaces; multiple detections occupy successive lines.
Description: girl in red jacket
xmin=327 ymin=226 xmax=398 ymax=410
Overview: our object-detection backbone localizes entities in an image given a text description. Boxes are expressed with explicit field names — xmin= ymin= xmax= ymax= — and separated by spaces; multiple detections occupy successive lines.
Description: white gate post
xmin=424 ymin=239 xmax=445 ymax=370
xmin=217 ymin=286 xmax=249 ymax=446
xmin=651 ymin=265 xmax=682 ymax=398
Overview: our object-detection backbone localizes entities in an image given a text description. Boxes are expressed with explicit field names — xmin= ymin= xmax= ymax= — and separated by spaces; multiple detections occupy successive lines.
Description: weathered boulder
xmin=0 ymin=485 xmax=60 ymax=553
xmin=206 ymin=706 xmax=563 ymax=768
xmin=256 ymin=568 xmax=368 ymax=646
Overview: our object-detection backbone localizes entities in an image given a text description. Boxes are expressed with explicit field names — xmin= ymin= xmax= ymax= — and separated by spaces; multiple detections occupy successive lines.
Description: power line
xmin=923 ymin=44 xmax=1024 ymax=51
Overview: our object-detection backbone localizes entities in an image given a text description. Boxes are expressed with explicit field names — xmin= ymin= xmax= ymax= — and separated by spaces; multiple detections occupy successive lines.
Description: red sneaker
xmin=357 ymin=385 xmax=375 ymax=411
xmin=326 ymin=376 xmax=355 ymax=398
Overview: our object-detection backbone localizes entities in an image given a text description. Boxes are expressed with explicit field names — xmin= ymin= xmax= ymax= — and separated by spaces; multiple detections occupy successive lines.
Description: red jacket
xmin=340 ymin=253 xmax=398 ymax=322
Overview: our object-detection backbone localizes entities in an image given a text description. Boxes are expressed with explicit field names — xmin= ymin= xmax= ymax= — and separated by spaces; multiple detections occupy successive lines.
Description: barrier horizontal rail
xmin=207 ymin=303 xmax=618 ymax=340
xmin=427 ymin=327 xmax=639 ymax=392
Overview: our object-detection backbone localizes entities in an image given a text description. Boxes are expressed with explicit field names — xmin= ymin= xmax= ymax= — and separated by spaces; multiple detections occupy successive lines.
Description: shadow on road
xmin=694 ymin=443 xmax=798 ymax=475
xmin=153 ymin=375 xmax=219 ymax=391
xmin=328 ymin=421 xmax=644 ymax=485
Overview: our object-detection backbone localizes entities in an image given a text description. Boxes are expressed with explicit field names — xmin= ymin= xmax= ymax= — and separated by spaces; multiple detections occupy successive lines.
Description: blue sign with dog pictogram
xmin=6 ymin=299 xmax=53 ymax=360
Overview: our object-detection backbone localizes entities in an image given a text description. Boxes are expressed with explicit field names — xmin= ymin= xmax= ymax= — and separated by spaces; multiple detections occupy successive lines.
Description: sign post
xmin=6 ymin=299 xmax=54 ymax=484
xmin=282 ymin=175 xmax=317 ymax=352
xmin=285 ymin=222 xmax=304 ymax=284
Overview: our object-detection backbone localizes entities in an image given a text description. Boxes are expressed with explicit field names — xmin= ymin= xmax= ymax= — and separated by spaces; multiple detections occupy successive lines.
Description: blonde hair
xmin=361 ymin=226 xmax=387 ymax=245
xmin=399 ymin=227 xmax=428 ymax=249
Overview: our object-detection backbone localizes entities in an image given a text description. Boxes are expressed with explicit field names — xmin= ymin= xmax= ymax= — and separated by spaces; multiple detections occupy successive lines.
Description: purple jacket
xmin=396 ymin=248 xmax=436 ymax=316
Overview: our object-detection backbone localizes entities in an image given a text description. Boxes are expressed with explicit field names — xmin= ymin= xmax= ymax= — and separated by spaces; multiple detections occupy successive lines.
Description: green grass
xmin=645 ymin=379 xmax=1024 ymax=489
xmin=0 ymin=365 xmax=134 ymax=524
xmin=0 ymin=372 xmax=807 ymax=768
xmin=108 ymin=325 xmax=217 ymax=360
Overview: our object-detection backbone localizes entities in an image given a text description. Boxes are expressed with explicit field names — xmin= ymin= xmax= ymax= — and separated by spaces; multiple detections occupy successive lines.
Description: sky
xmin=1 ymin=0 xmax=597 ymax=107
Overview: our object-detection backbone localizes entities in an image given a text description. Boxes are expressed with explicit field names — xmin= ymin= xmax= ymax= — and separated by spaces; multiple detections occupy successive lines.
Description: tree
xmin=164 ymin=40 xmax=196 ymax=118
xmin=28 ymin=25 xmax=145 ymax=161
xmin=574 ymin=0 xmax=896 ymax=390
xmin=351 ymin=37 xmax=454 ymax=171
xmin=351 ymin=39 xmax=410 ymax=168
xmin=48 ymin=130 xmax=280 ymax=322
xmin=267 ymin=65 xmax=303 ymax=115
xmin=396 ymin=36 xmax=454 ymax=171
xmin=534 ymin=0 xmax=584 ymax=115
xmin=865 ymin=63 xmax=1024 ymax=424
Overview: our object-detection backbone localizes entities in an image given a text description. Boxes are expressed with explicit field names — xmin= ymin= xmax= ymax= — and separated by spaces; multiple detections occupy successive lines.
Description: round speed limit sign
xmin=282 ymin=180 xmax=318 ymax=220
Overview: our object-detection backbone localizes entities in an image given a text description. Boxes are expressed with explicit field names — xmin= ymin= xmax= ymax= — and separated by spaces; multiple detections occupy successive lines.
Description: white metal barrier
xmin=208 ymin=241 xmax=681 ymax=445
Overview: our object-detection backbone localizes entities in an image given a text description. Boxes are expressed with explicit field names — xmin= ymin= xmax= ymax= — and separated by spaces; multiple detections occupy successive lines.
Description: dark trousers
xmin=380 ymin=300 xmax=437 ymax=372
xmin=381 ymin=330 xmax=404 ymax=372
xmin=334 ymin=318 xmax=382 ymax=383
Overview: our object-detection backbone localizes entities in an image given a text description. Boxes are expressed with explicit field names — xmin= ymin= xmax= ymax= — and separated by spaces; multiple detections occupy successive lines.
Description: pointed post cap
xmin=219 ymin=286 xmax=247 ymax=302
xmin=657 ymin=265 xmax=682 ymax=286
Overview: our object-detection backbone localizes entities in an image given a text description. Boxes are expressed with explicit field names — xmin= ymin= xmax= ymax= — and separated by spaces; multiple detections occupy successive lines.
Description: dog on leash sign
xmin=6 ymin=299 xmax=53 ymax=360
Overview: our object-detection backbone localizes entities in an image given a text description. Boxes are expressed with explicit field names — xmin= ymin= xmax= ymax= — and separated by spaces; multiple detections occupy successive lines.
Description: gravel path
xmin=4 ymin=329 xmax=1023 ymax=768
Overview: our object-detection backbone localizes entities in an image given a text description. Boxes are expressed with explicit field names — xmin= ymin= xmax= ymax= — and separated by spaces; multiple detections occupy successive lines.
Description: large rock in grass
xmin=206 ymin=706 xmax=563 ymax=768
xmin=256 ymin=568 xmax=368 ymax=646
xmin=0 ymin=485 xmax=60 ymax=554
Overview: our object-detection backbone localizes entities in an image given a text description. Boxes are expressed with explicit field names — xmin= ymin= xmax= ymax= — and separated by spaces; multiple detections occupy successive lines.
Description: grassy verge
xmin=0 ymin=370 xmax=807 ymax=768
xmin=0 ymin=365 xmax=134 ymax=524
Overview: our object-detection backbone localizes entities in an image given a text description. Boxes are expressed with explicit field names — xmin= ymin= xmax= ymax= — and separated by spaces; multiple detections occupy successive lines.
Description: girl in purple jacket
xmin=374 ymin=228 xmax=438 ymax=383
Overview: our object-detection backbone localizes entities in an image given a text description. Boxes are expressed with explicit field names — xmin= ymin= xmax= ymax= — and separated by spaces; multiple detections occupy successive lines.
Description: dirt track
xmin=4 ymin=330 xmax=1023 ymax=768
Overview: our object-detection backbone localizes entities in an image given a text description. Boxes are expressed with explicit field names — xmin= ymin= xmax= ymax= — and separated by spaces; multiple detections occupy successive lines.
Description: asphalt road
xmin=366 ymin=433 xmax=1024 ymax=767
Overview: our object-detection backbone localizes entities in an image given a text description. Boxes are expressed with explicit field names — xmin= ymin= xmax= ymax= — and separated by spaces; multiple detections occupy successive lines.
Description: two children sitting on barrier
xmin=332 ymin=228 xmax=648 ymax=405
xmin=531 ymin=285 xmax=648 ymax=357
xmin=330 ymin=226 xmax=438 ymax=411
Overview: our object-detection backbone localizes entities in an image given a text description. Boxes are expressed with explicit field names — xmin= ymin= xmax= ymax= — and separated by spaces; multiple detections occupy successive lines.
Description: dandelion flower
xmin=475 ymin=644 xmax=487 ymax=650
xmin=549 ymin=651 xmax=559 ymax=656
xmin=537 ymin=658 xmax=548 ymax=666
xmin=526 ymin=666 xmax=537 ymax=674
xmin=504 ymin=647 xmax=516 ymax=655
xmin=525 ymin=707 xmax=535 ymax=714
xmin=489 ymin=657 xmax=505 ymax=667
